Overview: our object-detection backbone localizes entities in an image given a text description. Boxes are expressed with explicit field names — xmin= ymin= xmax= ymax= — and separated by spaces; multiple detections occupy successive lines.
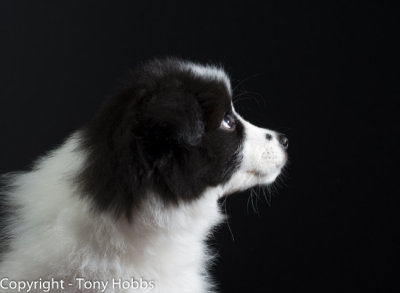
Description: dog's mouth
xmin=220 ymin=168 xmax=283 ymax=198
xmin=246 ymin=163 xmax=285 ymax=184
xmin=246 ymin=169 xmax=268 ymax=178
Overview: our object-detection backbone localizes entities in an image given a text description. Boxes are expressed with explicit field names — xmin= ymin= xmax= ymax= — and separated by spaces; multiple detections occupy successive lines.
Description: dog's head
xmin=79 ymin=58 xmax=288 ymax=217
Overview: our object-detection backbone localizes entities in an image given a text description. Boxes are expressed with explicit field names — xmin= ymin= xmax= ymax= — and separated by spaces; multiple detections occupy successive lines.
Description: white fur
xmin=184 ymin=62 xmax=232 ymax=96
xmin=0 ymin=133 xmax=223 ymax=292
xmin=0 ymin=67 xmax=286 ymax=293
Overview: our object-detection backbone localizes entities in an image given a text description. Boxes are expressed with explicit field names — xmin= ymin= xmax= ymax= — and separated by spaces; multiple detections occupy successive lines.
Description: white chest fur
xmin=0 ymin=135 xmax=224 ymax=293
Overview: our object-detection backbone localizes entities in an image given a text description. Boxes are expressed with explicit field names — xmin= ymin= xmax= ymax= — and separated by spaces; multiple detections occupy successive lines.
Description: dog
xmin=0 ymin=58 xmax=288 ymax=292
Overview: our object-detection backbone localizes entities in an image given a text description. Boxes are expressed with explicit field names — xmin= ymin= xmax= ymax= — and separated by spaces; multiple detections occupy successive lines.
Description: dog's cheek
xmin=141 ymin=93 xmax=205 ymax=148
xmin=176 ymin=111 xmax=204 ymax=146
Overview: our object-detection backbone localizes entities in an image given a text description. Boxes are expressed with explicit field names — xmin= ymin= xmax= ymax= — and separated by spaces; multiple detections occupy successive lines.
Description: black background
xmin=0 ymin=1 xmax=398 ymax=292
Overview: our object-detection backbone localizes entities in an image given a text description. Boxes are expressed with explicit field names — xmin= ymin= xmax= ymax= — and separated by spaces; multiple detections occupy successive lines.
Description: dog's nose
xmin=278 ymin=134 xmax=289 ymax=149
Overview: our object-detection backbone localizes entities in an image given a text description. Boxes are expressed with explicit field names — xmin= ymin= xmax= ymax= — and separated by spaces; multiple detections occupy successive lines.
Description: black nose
xmin=278 ymin=134 xmax=289 ymax=149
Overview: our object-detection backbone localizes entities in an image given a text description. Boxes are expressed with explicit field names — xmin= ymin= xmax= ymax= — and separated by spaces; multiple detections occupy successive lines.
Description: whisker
xmin=247 ymin=189 xmax=253 ymax=214
xmin=232 ymin=92 xmax=263 ymax=106
xmin=221 ymin=196 xmax=235 ymax=242
xmin=251 ymin=188 xmax=258 ymax=215
xmin=232 ymin=73 xmax=264 ymax=94
xmin=261 ymin=186 xmax=271 ymax=207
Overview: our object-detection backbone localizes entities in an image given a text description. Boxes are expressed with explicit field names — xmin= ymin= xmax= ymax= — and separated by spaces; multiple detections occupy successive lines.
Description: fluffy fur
xmin=0 ymin=58 xmax=288 ymax=292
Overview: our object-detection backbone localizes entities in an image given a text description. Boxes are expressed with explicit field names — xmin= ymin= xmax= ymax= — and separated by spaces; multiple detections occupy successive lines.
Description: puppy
xmin=0 ymin=58 xmax=288 ymax=292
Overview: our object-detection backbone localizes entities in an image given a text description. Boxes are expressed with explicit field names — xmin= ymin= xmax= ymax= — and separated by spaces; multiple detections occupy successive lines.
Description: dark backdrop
xmin=0 ymin=1 xmax=398 ymax=292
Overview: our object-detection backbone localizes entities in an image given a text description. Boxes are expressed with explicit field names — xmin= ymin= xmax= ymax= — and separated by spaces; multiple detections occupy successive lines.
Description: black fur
xmin=78 ymin=58 xmax=244 ymax=218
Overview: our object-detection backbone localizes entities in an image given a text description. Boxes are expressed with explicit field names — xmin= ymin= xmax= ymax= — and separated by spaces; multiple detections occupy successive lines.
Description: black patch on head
xmin=77 ymin=58 xmax=243 ymax=218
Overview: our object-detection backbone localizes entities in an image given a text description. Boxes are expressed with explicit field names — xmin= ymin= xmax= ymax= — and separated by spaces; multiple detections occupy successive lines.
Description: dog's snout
xmin=278 ymin=134 xmax=289 ymax=149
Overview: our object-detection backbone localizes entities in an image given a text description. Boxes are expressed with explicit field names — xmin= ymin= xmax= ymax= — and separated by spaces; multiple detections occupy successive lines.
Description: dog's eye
xmin=220 ymin=113 xmax=236 ymax=131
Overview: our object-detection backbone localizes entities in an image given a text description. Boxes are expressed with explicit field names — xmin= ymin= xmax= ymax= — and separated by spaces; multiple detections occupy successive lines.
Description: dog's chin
xmin=219 ymin=164 xmax=285 ymax=197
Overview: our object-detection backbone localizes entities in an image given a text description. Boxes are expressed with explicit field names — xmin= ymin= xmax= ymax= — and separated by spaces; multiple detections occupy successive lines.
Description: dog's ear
xmin=139 ymin=92 xmax=205 ymax=147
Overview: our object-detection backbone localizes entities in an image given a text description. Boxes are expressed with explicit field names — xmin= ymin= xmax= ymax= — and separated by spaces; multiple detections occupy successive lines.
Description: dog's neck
xmin=82 ymin=190 xmax=224 ymax=288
